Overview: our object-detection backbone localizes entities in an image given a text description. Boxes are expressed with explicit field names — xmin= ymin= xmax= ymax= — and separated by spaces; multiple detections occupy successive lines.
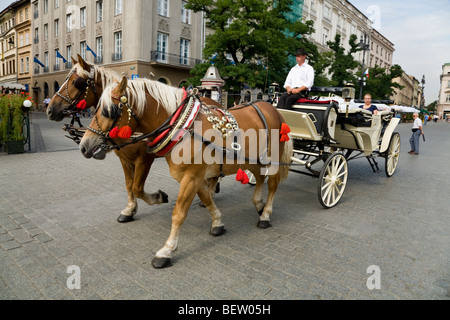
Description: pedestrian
xmin=358 ymin=93 xmax=379 ymax=114
xmin=276 ymin=48 xmax=315 ymax=110
xmin=43 ymin=96 xmax=51 ymax=112
xmin=70 ymin=113 xmax=83 ymax=127
xmin=408 ymin=112 xmax=423 ymax=155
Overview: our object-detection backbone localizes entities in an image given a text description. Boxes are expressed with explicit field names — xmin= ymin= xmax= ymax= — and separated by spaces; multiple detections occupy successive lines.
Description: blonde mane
xmin=101 ymin=78 xmax=184 ymax=118
xmin=75 ymin=63 xmax=121 ymax=86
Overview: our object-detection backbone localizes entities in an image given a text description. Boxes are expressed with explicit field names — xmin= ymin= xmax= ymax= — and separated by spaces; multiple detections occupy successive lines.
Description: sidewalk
xmin=1 ymin=112 xmax=449 ymax=300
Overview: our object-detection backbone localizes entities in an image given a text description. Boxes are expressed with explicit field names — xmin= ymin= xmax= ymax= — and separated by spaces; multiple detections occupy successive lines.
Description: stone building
xmin=437 ymin=63 xmax=450 ymax=119
xmin=30 ymin=0 xmax=205 ymax=107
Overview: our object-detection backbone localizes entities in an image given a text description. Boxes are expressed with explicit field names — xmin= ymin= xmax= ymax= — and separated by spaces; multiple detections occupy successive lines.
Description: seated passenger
xmin=277 ymin=48 xmax=315 ymax=110
xmin=359 ymin=93 xmax=379 ymax=115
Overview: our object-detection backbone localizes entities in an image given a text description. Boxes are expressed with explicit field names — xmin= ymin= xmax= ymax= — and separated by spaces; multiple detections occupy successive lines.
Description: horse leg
xmin=117 ymin=158 xmax=138 ymax=223
xmin=132 ymin=156 xmax=169 ymax=206
xmin=152 ymin=173 xmax=203 ymax=268
xmin=197 ymin=181 xmax=225 ymax=237
xmin=251 ymin=173 xmax=266 ymax=215
xmin=257 ymin=175 xmax=280 ymax=229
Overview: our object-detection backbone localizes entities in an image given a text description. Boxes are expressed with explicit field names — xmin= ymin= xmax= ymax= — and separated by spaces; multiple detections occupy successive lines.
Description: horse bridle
xmin=54 ymin=67 xmax=98 ymax=114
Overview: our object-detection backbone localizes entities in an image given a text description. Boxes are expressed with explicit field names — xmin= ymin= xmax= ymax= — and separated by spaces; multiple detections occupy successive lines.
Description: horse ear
xmin=71 ymin=56 xmax=77 ymax=66
xmin=119 ymin=77 xmax=128 ymax=94
xmin=77 ymin=54 xmax=91 ymax=73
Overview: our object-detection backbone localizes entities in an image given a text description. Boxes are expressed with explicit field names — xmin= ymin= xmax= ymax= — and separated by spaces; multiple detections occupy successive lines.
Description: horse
xmin=47 ymin=55 xmax=223 ymax=223
xmin=79 ymin=76 xmax=293 ymax=268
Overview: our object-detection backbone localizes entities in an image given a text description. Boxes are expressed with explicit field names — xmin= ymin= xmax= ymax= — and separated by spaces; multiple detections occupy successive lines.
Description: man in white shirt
xmin=277 ymin=48 xmax=315 ymax=110
xmin=409 ymin=112 xmax=423 ymax=155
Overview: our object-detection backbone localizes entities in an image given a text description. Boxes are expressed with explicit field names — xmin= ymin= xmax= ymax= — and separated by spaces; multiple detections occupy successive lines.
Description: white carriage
xmin=278 ymin=93 xmax=401 ymax=208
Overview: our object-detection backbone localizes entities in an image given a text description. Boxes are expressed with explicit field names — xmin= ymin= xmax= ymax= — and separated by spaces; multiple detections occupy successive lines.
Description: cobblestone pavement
xmin=1 ymin=112 xmax=449 ymax=300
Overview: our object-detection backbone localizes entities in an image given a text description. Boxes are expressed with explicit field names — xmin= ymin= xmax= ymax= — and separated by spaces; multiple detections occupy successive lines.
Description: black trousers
xmin=276 ymin=91 xmax=308 ymax=110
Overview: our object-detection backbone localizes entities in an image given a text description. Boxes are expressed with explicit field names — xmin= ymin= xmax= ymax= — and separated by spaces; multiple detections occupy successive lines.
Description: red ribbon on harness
xmin=280 ymin=123 xmax=291 ymax=142
xmin=236 ymin=169 xmax=249 ymax=185
xmin=77 ymin=99 xmax=87 ymax=110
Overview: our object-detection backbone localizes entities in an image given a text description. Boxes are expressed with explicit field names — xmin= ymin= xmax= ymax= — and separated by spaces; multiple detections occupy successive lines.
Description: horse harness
xmin=86 ymin=90 xmax=271 ymax=166
xmin=54 ymin=67 xmax=99 ymax=114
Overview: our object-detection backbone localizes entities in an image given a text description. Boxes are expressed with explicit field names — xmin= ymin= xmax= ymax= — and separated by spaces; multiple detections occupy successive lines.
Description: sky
xmin=1 ymin=0 xmax=449 ymax=104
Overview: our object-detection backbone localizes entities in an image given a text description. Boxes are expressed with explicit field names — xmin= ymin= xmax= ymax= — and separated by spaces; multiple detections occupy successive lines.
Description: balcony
xmin=65 ymin=62 xmax=73 ymax=70
xmin=34 ymin=67 xmax=40 ymax=75
xmin=94 ymin=56 xmax=103 ymax=64
xmin=150 ymin=51 xmax=201 ymax=69
xmin=53 ymin=64 xmax=60 ymax=71
xmin=43 ymin=66 xmax=49 ymax=73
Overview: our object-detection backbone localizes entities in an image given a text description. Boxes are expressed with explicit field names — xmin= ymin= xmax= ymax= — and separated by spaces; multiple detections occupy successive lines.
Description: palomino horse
xmin=47 ymin=55 xmax=169 ymax=222
xmin=79 ymin=77 xmax=293 ymax=268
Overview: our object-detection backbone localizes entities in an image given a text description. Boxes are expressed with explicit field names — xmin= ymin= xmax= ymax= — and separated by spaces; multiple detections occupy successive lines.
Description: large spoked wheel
xmin=385 ymin=132 xmax=400 ymax=177
xmin=318 ymin=153 xmax=348 ymax=208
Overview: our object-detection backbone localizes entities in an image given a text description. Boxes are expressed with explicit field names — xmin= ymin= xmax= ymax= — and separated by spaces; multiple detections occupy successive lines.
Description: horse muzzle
xmin=47 ymin=102 xmax=68 ymax=122
xmin=80 ymin=137 xmax=107 ymax=160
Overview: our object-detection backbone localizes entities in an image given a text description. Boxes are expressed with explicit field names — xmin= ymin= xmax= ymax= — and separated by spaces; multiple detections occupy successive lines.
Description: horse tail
xmin=278 ymin=134 xmax=293 ymax=183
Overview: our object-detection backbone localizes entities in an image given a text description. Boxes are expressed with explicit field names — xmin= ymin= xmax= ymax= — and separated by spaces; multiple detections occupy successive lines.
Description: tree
xmin=186 ymin=0 xmax=315 ymax=94
xmin=325 ymin=34 xmax=361 ymax=87
xmin=359 ymin=64 xmax=403 ymax=100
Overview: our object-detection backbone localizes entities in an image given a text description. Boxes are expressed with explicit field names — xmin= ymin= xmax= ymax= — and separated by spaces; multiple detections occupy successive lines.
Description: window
xmin=44 ymin=0 xmax=48 ymax=14
xmin=54 ymin=19 xmax=59 ymax=37
xmin=55 ymin=0 xmax=59 ymax=8
xmin=44 ymin=24 xmax=48 ymax=41
xmin=44 ymin=51 xmax=49 ymax=67
xmin=114 ymin=32 xmax=122 ymax=60
xmin=447 ymin=81 xmax=450 ymax=88
xmin=66 ymin=14 xmax=72 ymax=32
xmin=26 ymin=56 xmax=29 ymax=73
xmin=25 ymin=8 xmax=29 ymax=19
xmin=80 ymin=41 xmax=87 ymax=60
xmin=179 ymin=38 xmax=189 ymax=65
xmin=55 ymin=49 xmax=60 ymax=67
xmin=34 ymin=28 xmax=39 ymax=43
xmin=26 ymin=33 xmax=29 ymax=45
xmin=96 ymin=37 xmax=103 ymax=60
xmin=21 ymin=58 xmax=24 ymax=73
xmin=158 ymin=0 xmax=169 ymax=17
xmin=446 ymin=94 xmax=450 ymax=103
xmin=96 ymin=1 xmax=103 ymax=22
xmin=157 ymin=32 xmax=168 ymax=62
xmin=80 ymin=7 xmax=86 ymax=28
xmin=20 ymin=34 xmax=23 ymax=47
xmin=67 ymin=45 xmax=72 ymax=63
xmin=181 ymin=1 xmax=191 ymax=24
xmin=115 ymin=0 xmax=123 ymax=15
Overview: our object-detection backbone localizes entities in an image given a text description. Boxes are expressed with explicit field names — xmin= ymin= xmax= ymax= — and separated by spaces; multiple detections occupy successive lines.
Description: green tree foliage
xmin=359 ymin=64 xmax=404 ymax=100
xmin=186 ymin=0 xmax=315 ymax=93
xmin=325 ymin=34 xmax=361 ymax=87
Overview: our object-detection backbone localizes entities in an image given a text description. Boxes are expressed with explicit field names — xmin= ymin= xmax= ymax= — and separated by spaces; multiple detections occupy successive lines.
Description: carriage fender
xmin=379 ymin=117 xmax=400 ymax=153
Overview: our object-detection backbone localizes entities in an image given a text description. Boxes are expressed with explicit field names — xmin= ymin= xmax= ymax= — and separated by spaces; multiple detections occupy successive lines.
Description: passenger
xmin=277 ymin=48 xmax=315 ymax=110
xmin=359 ymin=93 xmax=379 ymax=115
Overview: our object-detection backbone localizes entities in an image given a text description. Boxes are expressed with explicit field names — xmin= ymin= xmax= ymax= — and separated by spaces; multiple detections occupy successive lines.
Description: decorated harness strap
xmin=147 ymin=91 xmax=202 ymax=156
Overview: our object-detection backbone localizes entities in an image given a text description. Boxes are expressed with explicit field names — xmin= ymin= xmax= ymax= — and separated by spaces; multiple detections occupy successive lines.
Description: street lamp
xmin=23 ymin=99 xmax=32 ymax=152
xmin=420 ymin=75 xmax=425 ymax=109
xmin=358 ymin=33 xmax=370 ymax=100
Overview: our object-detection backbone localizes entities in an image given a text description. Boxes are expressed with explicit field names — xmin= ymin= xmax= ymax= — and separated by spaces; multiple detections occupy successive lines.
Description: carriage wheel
xmin=385 ymin=132 xmax=400 ymax=177
xmin=318 ymin=153 xmax=348 ymax=208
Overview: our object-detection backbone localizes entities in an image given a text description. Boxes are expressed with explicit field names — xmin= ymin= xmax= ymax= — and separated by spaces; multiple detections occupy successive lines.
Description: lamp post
xmin=358 ymin=33 xmax=370 ymax=100
xmin=420 ymin=75 xmax=425 ymax=109
xmin=23 ymin=99 xmax=32 ymax=152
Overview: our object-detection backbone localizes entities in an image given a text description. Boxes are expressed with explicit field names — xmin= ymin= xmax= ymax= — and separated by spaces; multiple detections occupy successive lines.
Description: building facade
xmin=437 ymin=63 xmax=450 ymax=118
xmin=391 ymin=71 xmax=420 ymax=107
xmin=0 ymin=4 xmax=18 ymax=86
xmin=369 ymin=28 xmax=394 ymax=70
xmin=31 ymin=0 xmax=205 ymax=107
xmin=12 ymin=0 xmax=32 ymax=91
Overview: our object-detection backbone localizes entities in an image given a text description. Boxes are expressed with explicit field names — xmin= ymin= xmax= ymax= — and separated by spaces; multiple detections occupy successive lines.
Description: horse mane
xmin=101 ymin=78 xmax=184 ymax=118
xmin=74 ymin=63 xmax=120 ymax=86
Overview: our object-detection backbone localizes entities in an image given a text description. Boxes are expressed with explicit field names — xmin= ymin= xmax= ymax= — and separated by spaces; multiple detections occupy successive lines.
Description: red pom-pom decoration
xmin=280 ymin=123 xmax=290 ymax=142
xmin=118 ymin=125 xmax=132 ymax=139
xmin=236 ymin=169 xmax=249 ymax=184
xmin=109 ymin=126 xmax=119 ymax=138
xmin=77 ymin=99 xmax=87 ymax=110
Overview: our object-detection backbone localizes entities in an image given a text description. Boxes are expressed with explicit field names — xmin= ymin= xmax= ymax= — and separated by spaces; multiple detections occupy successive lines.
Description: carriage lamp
xmin=342 ymin=83 xmax=355 ymax=118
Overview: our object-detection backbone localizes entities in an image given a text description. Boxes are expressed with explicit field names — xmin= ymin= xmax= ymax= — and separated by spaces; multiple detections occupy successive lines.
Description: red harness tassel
xmin=109 ymin=126 xmax=119 ymax=138
xmin=118 ymin=125 xmax=132 ymax=139
xmin=236 ymin=169 xmax=249 ymax=185
xmin=77 ymin=99 xmax=87 ymax=110
xmin=280 ymin=123 xmax=291 ymax=142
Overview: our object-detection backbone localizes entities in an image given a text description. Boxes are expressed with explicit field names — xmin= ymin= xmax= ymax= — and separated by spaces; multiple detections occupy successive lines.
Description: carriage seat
xmin=338 ymin=108 xmax=373 ymax=127
xmin=291 ymin=99 xmax=338 ymax=135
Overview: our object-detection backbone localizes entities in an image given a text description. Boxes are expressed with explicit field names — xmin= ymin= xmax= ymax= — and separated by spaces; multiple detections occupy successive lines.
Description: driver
xmin=277 ymin=48 xmax=315 ymax=110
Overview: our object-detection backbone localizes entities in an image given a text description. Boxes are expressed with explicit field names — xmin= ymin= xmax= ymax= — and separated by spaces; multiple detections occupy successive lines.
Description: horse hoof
xmin=210 ymin=226 xmax=226 ymax=237
xmin=117 ymin=215 xmax=134 ymax=223
xmin=158 ymin=190 xmax=169 ymax=203
xmin=257 ymin=220 xmax=271 ymax=229
xmin=152 ymin=257 xmax=172 ymax=269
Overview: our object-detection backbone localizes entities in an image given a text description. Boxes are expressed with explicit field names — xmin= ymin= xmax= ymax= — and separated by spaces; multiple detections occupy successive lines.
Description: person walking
xmin=276 ymin=48 xmax=315 ymax=110
xmin=409 ymin=112 xmax=423 ymax=155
